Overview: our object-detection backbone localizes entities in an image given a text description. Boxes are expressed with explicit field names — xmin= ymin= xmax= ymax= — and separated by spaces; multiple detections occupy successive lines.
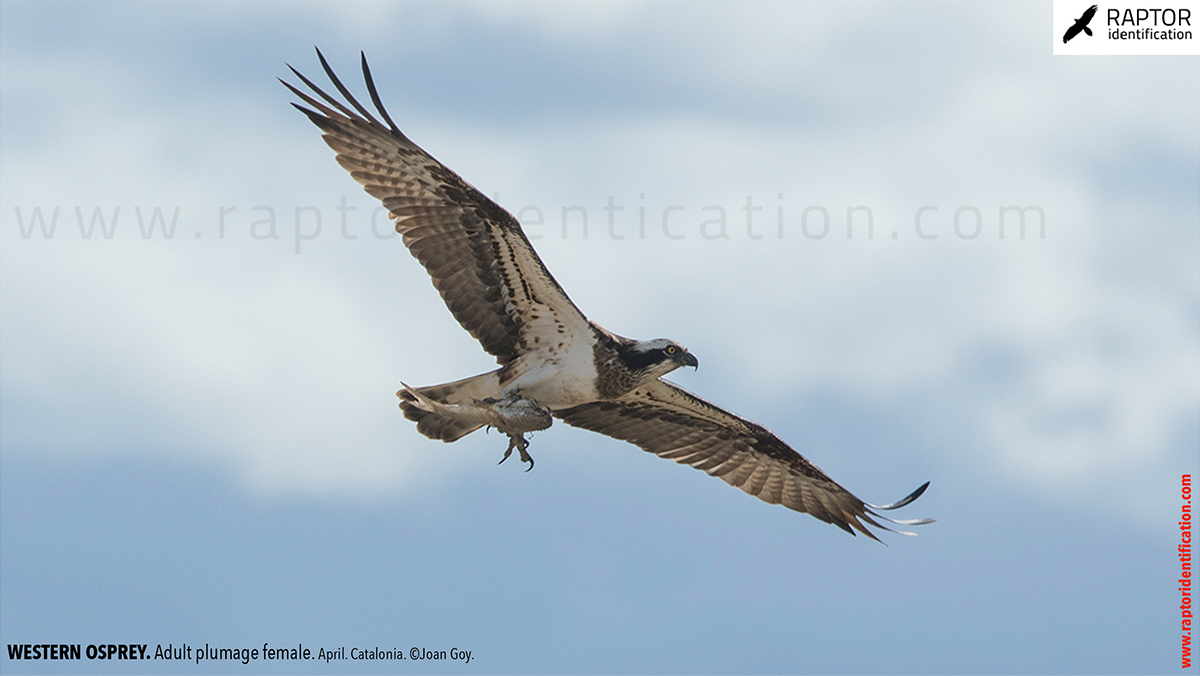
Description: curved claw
xmin=500 ymin=433 xmax=536 ymax=472
xmin=498 ymin=436 xmax=518 ymax=465
xmin=517 ymin=436 xmax=535 ymax=472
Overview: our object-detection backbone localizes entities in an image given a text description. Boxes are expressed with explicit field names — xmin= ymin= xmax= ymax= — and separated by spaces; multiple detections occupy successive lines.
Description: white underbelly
xmin=500 ymin=351 xmax=598 ymax=409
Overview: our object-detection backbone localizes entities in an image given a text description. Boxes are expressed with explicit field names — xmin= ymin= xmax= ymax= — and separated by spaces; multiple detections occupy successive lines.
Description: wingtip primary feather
xmin=859 ymin=477 xmax=931 ymax=542
xmin=360 ymin=51 xmax=402 ymax=136
xmin=867 ymin=480 xmax=930 ymax=511
xmin=315 ymin=47 xmax=385 ymax=129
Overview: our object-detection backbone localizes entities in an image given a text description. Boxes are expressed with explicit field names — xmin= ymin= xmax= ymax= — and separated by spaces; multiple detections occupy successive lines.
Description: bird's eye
xmin=665 ymin=345 xmax=678 ymax=355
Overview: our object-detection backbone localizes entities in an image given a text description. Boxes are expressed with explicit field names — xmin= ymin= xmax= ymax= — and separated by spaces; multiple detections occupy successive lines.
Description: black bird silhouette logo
xmin=1063 ymin=4 xmax=1099 ymax=43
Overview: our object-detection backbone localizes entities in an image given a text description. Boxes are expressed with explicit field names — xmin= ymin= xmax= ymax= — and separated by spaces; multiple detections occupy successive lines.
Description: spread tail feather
xmin=396 ymin=370 xmax=504 ymax=442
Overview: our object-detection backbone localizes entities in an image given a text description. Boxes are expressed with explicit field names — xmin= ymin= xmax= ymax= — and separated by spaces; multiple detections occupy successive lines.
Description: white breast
xmin=499 ymin=333 xmax=600 ymax=409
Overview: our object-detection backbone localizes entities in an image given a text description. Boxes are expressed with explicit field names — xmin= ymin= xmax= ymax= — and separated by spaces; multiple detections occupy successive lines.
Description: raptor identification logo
xmin=1054 ymin=0 xmax=1200 ymax=53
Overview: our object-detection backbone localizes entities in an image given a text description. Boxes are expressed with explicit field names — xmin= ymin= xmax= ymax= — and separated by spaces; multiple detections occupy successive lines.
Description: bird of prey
xmin=1063 ymin=4 xmax=1098 ymax=43
xmin=282 ymin=50 xmax=934 ymax=540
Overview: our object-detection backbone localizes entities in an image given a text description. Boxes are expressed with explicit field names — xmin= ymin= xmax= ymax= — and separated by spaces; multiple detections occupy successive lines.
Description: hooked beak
xmin=678 ymin=351 xmax=699 ymax=369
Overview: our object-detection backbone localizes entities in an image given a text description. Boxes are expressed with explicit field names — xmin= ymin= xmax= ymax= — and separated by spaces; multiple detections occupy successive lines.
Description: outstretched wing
xmin=283 ymin=50 xmax=591 ymax=365
xmin=556 ymin=379 xmax=933 ymax=540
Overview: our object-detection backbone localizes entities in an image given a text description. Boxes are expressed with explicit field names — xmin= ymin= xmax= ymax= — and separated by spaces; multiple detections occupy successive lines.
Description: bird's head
xmin=619 ymin=338 xmax=699 ymax=379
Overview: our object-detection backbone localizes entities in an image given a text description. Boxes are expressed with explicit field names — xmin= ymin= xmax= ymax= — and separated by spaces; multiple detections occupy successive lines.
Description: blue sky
xmin=1 ymin=1 xmax=1197 ymax=674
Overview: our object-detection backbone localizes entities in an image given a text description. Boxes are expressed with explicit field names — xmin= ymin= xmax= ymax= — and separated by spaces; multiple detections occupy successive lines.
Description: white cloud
xmin=1 ymin=2 xmax=1195 ymax=528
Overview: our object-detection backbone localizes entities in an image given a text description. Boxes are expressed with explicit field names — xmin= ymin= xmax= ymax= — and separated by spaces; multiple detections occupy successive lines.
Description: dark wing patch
xmin=556 ymin=379 xmax=933 ymax=541
xmin=282 ymin=49 xmax=589 ymax=365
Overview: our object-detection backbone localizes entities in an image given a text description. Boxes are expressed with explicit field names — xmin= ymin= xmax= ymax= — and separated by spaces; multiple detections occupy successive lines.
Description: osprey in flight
xmin=284 ymin=50 xmax=933 ymax=540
